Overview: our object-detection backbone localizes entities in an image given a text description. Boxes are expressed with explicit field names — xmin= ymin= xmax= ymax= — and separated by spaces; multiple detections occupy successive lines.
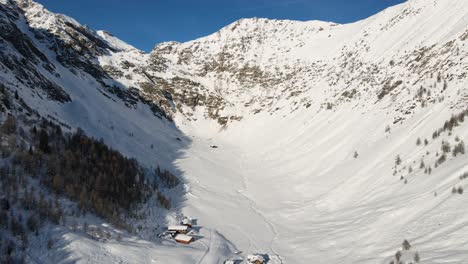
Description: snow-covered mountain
xmin=1 ymin=0 xmax=468 ymax=263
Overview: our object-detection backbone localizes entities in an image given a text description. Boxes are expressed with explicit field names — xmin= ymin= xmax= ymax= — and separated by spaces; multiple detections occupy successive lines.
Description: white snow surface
xmin=1 ymin=0 xmax=468 ymax=263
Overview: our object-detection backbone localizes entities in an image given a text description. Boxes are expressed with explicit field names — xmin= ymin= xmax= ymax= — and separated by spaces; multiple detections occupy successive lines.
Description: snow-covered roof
xmin=247 ymin=254 xmax=265 ymax=262
xmin=168 ymin=225 xmax=188 ymax=231
xmin=182 ymin=218 xmax=192 ymax=225
xmin=174 ymin=234 xmax=193 ymax=242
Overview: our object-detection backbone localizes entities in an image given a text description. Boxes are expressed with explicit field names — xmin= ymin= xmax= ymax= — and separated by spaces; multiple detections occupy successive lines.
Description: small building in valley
xmin=247 ymin=254 xmax=265 ymax=264
xmin=168 ymin=225 xmax=189 ymax=234
xmin=181 ymin=217 xmax=193 ymax=227
xmin=174 ymin=234 xmax=194 ymax=244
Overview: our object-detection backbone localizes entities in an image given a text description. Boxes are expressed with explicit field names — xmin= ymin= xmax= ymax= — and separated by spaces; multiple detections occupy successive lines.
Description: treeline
xmin=1 ymin=164 xmax=64 ymax=263
xmin=0 ymin=85 xmax=180 ymax=260
xmin=432 ymin=107 xmax=468 ymax=139
xmin=0 ymin=113 xmax=176 ymax=230
xmin=155 ymin=165 xmax=180 ymax=188
xmin=9 ymin=119 xmax=157 ymax=228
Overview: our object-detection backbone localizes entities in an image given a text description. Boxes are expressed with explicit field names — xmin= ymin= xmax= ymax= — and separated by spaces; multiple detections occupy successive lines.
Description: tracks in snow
xmin=197 ymin=229 xmax=213 ymax=264
xmin=238 ymin=153 xmax=285 ymax=264
xmin=185 ymin=145 xmax=285 ymax=263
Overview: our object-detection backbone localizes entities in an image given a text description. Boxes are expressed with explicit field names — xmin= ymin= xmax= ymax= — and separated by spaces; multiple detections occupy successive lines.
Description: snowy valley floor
xmin=38 ymin=105 xmax=468 ymax=264
xmin=171 ymin=105 xmax=468 ymax=264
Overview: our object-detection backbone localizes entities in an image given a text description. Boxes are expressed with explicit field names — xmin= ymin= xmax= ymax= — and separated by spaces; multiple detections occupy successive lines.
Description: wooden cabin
xmin=247 ymin=255 xmax=264 ymax=264
xmin=174 ymin=234 xmax=194 ymax=244
xmin=168 ymin=225 xmax=189 ymax=234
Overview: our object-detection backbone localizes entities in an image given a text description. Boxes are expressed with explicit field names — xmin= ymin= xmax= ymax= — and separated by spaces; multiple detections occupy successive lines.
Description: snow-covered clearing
xmin=172 ymin=103 xmax=468 ymax=263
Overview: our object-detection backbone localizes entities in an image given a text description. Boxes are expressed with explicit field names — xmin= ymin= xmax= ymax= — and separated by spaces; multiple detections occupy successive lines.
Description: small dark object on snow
xmin=176 ymin=137 xmax=181 ymax=141
xmin=210 ymin=145 xmax=219 ymax=149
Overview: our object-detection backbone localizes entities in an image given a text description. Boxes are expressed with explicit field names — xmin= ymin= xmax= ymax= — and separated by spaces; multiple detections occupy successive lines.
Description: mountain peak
xmin=10 ymin=0 xmax=33 ymax=8
xmin=217 ymin=17 xmax=338 ymax=36
xmin=97 ymin=30 xmax=139 ymax=52
xmin=10 ymin=0 xmax=82 ymax=30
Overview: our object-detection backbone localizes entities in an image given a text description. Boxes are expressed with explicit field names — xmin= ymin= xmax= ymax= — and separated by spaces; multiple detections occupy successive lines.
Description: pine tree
xmin=79 ymin=186 xmax=88 ymax=210
xmin=27 ymin=214 xmax=39 ymax=233
xmin=414 ymin=252 xmax=420 ymax=262
xmin=395 ymin=251 xmax=402 ymax=261
xmin=47 ymin=239 xmax=54 ymax=250
xmin=395 ymin=155 xmax=402 ymax=166
xmin=38 ymin=129 xmax=50 ymax=153
xmin=441 ymin=141 xmax=451 ymax=153
xmin=52 ymin=174 xmax=64 ymax=193
xmin=402 ymin=239 xmax=411 ymax=250
xmin=452 ymin=141 xmax=465 ymax=157
xmin=1 ymin=115 xmax=17 ymax=134
xmin=20 ymin=233 xmax=28 ymax=251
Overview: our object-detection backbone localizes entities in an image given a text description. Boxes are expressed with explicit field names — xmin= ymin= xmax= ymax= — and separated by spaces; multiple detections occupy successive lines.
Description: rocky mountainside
xmin=145 ymin=0 xmax=468 ymax=123
xmin=1 ymin=0 xmax=467 ymax=126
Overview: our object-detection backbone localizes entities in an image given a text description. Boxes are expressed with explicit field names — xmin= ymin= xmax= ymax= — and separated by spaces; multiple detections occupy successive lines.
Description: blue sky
xmin=35 ymin=0 xmax=406 ymax=52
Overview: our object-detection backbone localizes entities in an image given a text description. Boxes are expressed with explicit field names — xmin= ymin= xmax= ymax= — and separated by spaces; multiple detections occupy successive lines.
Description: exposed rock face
xmin=0 ymin=2 xmax=71 ymax=102
xmin=145 ymin=7 xmax=468 ymax=121
xmin=0 ymin=0 xmax=467 ymax=126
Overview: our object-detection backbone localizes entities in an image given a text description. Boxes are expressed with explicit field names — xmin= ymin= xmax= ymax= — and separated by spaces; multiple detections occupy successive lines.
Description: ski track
xmin=238 ymin=153 xmax=284 ymax=264
xmin=197 ymin=229 xmax=212 ymax=264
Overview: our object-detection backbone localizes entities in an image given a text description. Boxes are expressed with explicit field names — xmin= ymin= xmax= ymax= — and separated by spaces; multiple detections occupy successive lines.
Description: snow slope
xmin=1 ymin=0 xmax=468 ymax=263
xmin=155 ymin=0 xmax=468 ymax=262
xmin=176 ymin=102 xmax=468 ymax=263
